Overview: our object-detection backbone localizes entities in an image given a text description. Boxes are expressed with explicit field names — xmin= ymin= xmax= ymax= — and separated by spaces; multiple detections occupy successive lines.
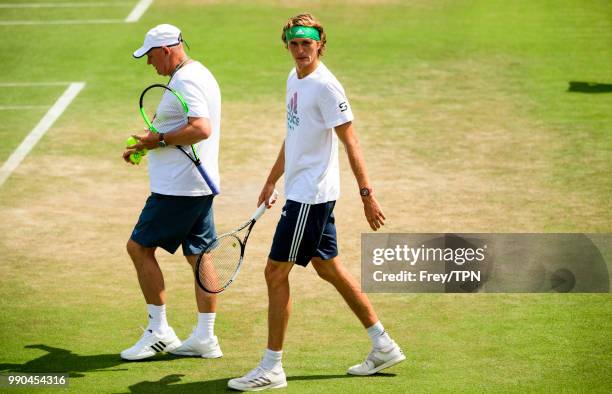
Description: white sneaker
xmin=347 ymin=341 xmax=406 ymax=375
xmin=227 ymin=365 xmax=287 ymax=391
xmin=169 ymin=333 xmax=223 ymax=358
xmin=120 ymin=327 xmax=182 ymax=361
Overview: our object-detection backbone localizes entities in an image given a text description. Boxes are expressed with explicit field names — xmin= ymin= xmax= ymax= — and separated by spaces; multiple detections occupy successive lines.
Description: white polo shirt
xmin=147 ymin=61 xmax=221 ymax=196
xmin=284 ymin=62 xmax=354 ymax=204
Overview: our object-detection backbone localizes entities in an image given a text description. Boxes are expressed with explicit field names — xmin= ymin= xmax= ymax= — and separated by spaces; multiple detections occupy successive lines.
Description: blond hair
xmin=281 ymin=13 xmax=327 ymax=56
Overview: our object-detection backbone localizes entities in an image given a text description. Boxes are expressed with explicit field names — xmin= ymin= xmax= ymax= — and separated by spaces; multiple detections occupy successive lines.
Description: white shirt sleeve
xmin=174 ymin=78 xmax=210 ymax=118
xmin=318 ymin=81 xmax=354 ymax=129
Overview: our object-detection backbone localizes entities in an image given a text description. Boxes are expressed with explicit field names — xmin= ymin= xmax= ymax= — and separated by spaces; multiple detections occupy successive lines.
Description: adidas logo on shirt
xmin=287 ymin=92 xmax=299 ymax=131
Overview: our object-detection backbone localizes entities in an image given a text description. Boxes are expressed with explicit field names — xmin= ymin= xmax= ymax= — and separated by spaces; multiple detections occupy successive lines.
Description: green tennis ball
xmin=125 ymin=137 xmax=147 ymax=164
xmin=129 ymin=152 xmax=142 ymax=164
xmin=125 ymin=136 xmax=138 ymax=147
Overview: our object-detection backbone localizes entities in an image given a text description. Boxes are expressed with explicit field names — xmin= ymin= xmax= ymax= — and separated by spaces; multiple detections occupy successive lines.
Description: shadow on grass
xmin=567 ymin=81 xmax=612 ymax=93
xmin=0 ymin=344 xmax=173 ymax=378
xmin=124 ymin=372 xmax=397 ymax=392
xmin=2 ymin=345 xmax=397 ymax=391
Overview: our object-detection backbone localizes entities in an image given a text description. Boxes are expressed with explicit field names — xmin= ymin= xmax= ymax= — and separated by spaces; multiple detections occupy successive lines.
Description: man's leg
xmin=126 ymin=239 xmax=165 ymax=305
xmin=265 ymin=259 xmax=295 ymax=351
xmin=169 ymin=254 xmax=223 ymax=358
xmin=121 ymin=239 xmax=182 ymax=360
xmin=171 ymin=193 xmax=223 ymax=358
xmin=185 ymin=254 xmax=216 ymax=313
xmin=311 ymin=256 xmax=377 ymax=328
xmin=227 ymin=259 xmax=292 ymax=391
xmin=311 ymin=255 xmax=405 ymax=375
xmin=228 ymin=199 xmax=306 ymax=391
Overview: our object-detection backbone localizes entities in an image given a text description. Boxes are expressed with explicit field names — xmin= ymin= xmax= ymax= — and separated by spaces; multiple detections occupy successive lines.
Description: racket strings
xmin=143 ymin=87 xmax=187 ymax=134
xmin=198 ymin=233 xmax=244 ymax=292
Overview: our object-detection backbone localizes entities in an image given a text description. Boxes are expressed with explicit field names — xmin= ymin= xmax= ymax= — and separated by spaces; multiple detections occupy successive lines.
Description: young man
xmin=120 ymin=24 xmax=223 ymax=361
xmin=228 ymin=14 xmax=405 ymax=391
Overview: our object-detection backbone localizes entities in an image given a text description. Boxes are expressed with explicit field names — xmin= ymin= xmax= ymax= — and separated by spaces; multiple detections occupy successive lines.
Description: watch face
xmin=360 ymin=187 xmax=370 ymax=196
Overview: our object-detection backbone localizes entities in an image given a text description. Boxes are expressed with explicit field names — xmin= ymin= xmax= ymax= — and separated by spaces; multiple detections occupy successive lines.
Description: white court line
xmin=0 ymin=2 xmax=129 ymax=8
xmin=0 ymin=82 xmax=86 ymax=187
xmin=125 ymin=0 xmax=153 ymax=23
xmin=0 ymin=0 xmax=152 ymax=25
xmin=0 ymin=105 xmax=49 ymax=110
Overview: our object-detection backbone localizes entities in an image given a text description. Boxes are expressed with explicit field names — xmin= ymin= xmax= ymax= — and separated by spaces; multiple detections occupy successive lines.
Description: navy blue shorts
xmin=130 ymin=193 xmax=216 ymax=256
xmin=269 ymin=200 xmax=338 ymax=267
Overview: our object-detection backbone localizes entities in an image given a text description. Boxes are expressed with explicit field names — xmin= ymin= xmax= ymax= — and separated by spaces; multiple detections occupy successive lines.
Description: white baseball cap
xmin=133 ymin=24 xmax=182 ymax=58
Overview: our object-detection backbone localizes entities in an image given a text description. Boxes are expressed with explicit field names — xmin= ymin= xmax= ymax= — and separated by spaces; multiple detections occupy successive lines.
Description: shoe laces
xmin=364 ymin=350 xmax=377 ymax=365
xmin=245 ymin=366 xmax=267 ymax=380
xmin=362 ymin=348 xmax=386 ymax=368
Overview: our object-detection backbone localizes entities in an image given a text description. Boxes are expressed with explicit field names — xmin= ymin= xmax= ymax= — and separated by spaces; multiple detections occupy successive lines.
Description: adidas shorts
xmin=130 ymin=193 xmax=216 ymax=256
xmin=269 ymin=200 xmax=338 ymax=267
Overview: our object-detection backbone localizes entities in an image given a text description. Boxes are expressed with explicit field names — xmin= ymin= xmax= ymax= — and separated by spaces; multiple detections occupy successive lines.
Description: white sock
xmin=147 ymin=304 xmax=169 ymax=333
xmin=367 ymin=321 xmax=393 ymax=350
xmin=260 ymin=349 xmax=283 ymax=371
xmin=195 ymin=312 xmax=216 ymax=339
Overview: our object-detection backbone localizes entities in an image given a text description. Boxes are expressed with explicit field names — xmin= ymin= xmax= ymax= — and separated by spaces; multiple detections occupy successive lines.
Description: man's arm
xmin=334 ymin=121 xmax=386 ymax=231
xmin=163 ymin=117 xmax=211 ymax=145
xmin=258 ymin=141 xmax=286 ymax=207
xmin=125 ymin=117 xmax=211 ymax=157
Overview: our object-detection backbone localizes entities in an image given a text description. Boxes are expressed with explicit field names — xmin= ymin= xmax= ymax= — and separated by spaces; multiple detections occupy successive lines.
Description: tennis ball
xmin=130 ymin=151 xmax=143 ymax=164
xmin=125 ymin=136 xmax=148 ymax=164
xmin=125 ymin=136 xmax=138 ymax=147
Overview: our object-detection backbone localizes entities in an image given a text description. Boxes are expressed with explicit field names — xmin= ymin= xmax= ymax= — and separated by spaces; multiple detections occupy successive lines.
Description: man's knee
xmin=126 ymin=239 xmax=155 ymax=267
xmin=126 ymin=239 xmax=142 ymax=258
xmin=312 ymin=257 xmax=341 ymax=283
xmin=184 ymin=254 xmax=199 ymax=270
xmin=264 ymin=259 xmax=292 ymax=287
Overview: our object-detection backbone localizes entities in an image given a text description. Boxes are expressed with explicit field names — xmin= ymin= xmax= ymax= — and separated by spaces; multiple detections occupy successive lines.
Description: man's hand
xmin=134 ymin=129 xmax=160 ymax=150
xmin=258 ymin=182 xmax=278 ymax=208
xmin=362 ymin=195 xmax=385 ymax=231
xmin=122 ymin=129 xmax=156 ymax=164
xmin=122 ymin=149 xmax=137 ymax=164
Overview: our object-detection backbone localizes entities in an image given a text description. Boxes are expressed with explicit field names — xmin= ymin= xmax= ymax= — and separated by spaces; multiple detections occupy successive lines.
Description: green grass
xmin=0 ymin=6 xmax=131 ymax=22
xmin=0 ymin=85 xmax=68 ymax=162
xmin=0 ymin=0 xmax=610 ymax=393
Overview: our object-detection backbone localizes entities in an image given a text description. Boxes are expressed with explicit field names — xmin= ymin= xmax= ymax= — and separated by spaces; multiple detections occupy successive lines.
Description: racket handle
xmin=251 ymin=189 xmax=279 ymax=221
xmin=195 ymin=163 xmax=220 ymax=195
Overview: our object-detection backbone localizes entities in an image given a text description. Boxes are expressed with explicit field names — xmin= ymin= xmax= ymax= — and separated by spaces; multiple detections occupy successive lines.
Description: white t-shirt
xmin=147 ymin=61 xmax=221 ymax=196
xmin=284 ymin=62 xmax=353 ymax=204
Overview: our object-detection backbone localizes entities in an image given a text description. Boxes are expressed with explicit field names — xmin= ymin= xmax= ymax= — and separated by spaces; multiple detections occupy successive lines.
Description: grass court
xmin=0 ymin=0 xmax=610 ymax=392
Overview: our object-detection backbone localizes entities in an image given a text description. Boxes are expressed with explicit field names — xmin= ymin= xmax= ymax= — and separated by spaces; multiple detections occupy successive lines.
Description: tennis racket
xmin=195 ymin=190 xmax=279 ymax=293
xmin=139 ymin=83 xmax=219 ymax=195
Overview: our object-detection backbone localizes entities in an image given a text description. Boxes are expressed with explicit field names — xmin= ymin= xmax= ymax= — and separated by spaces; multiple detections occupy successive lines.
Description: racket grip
xmin=195 ymin=163 xmax=220 ymax=195
xmin=252 ymin=189 xmax=279 ymax=221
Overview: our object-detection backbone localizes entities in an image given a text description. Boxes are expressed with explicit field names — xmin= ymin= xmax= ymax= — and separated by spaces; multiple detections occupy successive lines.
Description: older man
xmin=121 ymin=24 xmax=223 ymax=361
